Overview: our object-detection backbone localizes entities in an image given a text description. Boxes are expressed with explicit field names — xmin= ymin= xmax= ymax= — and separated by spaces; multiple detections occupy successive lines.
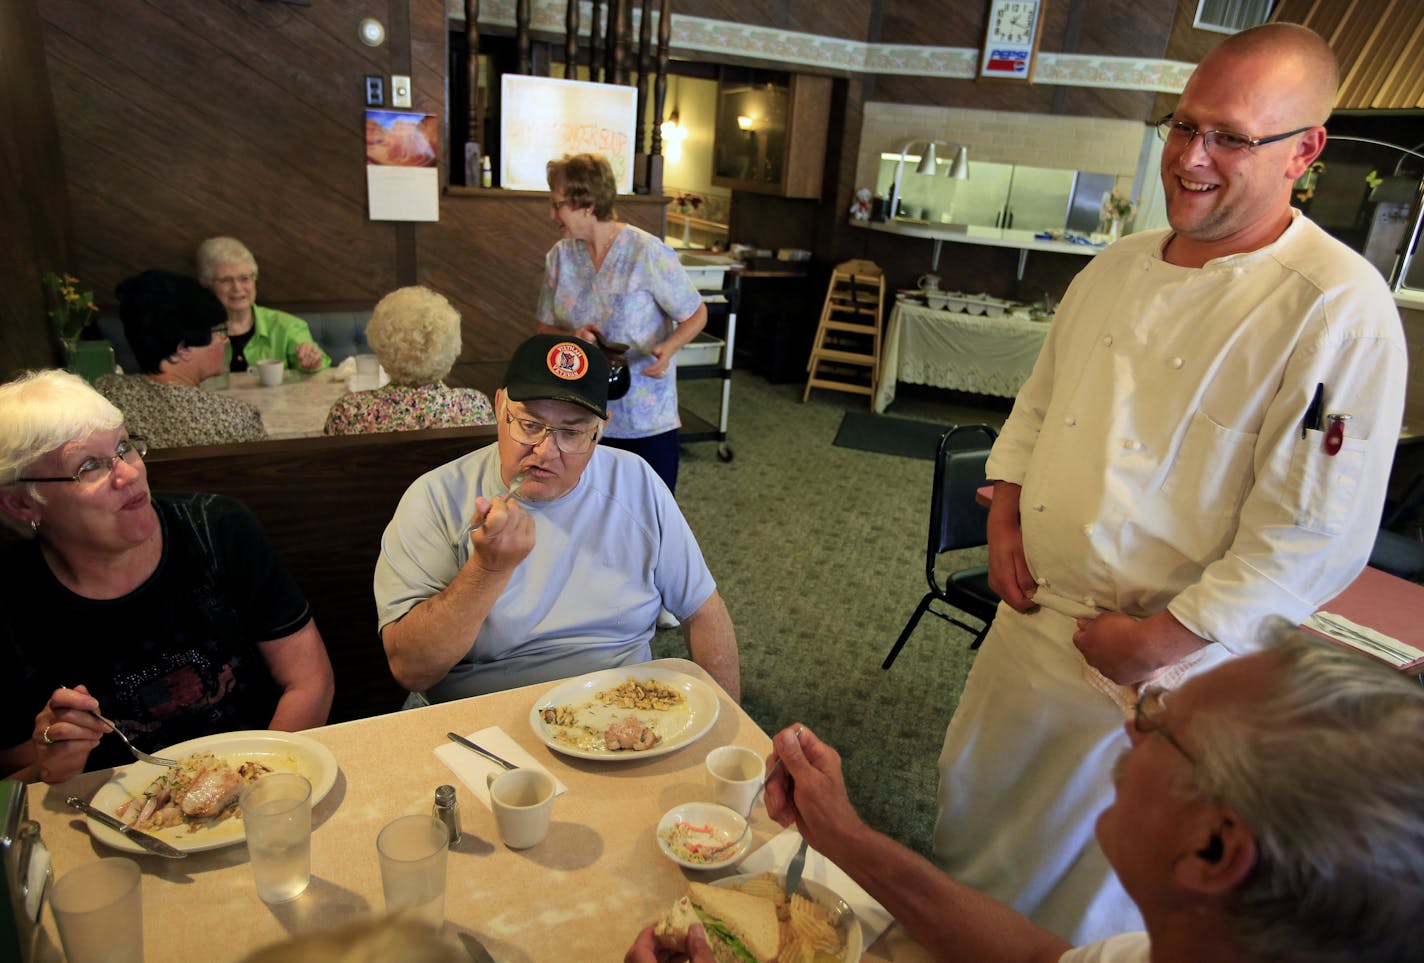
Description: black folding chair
xmin=883 ymin=424 xmax=1001 ymax=670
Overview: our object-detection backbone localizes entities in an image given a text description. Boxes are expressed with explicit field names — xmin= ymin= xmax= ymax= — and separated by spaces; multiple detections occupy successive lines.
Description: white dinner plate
xmin=713 ymin=873 xmax=863 ymax=963
xmin=85 ymin=730 xmax=339 ymax=855
xmin=529 ymin=666 xmax=720 ymax=761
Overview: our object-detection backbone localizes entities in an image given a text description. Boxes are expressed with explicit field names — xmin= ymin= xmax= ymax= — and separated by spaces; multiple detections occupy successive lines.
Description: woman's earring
xmin=30 ymin=519 xmax=39 ymax=534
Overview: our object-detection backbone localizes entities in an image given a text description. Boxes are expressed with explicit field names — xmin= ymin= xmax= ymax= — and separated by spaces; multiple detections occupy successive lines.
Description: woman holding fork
xmin=0 ymin=370 xmax=333 ymax=783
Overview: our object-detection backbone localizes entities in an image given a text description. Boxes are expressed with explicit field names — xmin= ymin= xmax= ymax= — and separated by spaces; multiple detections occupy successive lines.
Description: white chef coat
xmin=936 ymin=212 xmax=1407 ymax=944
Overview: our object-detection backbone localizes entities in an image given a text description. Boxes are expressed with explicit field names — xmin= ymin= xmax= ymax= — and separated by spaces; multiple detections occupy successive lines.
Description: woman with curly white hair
xmin=196 ymin=236 xmax=330 ymax=373
xmin=323 ymin=286 xmax=493 ymax=435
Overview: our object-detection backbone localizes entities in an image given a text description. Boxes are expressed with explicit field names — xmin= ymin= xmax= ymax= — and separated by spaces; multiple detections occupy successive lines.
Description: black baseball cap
xmin=503 ymin=334 xmax=610 ymax=418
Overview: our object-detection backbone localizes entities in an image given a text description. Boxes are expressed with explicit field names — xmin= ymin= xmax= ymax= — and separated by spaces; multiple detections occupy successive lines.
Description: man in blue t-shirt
xmin=374 ymin=334 xmax=740 ymax=702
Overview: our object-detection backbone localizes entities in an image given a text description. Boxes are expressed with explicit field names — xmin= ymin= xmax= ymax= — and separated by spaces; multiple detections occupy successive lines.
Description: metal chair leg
xmin=884 ymin=592 xmax=935 ymax=669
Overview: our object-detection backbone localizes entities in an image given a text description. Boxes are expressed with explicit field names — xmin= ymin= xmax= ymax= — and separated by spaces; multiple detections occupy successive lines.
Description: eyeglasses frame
xmin=502 ymin=408 xmax=598 ymax=454
xmin=1155 ymin=113 xmax=1313 ymax=154
xmin=17 ymin=436 xmax=150 ymax=484
xmin=1133 ymin=685 xmax=1198 ymax=765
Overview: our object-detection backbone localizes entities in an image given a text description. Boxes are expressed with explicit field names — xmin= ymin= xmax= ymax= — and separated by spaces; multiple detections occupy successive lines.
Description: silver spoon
xmin=705 ymin=757 xmax=784 ymax=858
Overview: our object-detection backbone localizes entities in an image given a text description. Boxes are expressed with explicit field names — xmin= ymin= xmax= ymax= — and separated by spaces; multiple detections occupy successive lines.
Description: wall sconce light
xmin=737 ymin=115 xmax=754 ymax=131
xmin=359 ymin=18 xmax=386 ymax=47
xmin=660 ymin=108 xmax=687 ymax=163
xmin=890 ymin=139 xmax=970 ymax=220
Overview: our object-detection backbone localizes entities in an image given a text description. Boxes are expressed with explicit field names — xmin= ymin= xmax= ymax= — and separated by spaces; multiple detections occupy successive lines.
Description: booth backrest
xmin=145 ymin=425 xmax=497 ymax=722
xmin=95 ymin=308 xmax=373 ymax=371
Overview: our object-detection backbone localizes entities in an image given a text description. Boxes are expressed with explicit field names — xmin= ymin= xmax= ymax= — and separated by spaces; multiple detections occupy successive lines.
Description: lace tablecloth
xmin=874 ymin=301 xmax=1049 ymax=412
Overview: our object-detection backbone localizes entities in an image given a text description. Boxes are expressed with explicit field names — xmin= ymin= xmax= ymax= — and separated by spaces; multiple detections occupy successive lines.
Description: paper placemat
xmin=433 ymin=726 xmax=569 ymax=810
xmin=737 ymin=827 xmax=894 ymax=950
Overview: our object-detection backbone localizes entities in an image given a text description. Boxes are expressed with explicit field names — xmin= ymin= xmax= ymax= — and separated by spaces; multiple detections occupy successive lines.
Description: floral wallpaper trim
xmin=452 ymin=1 xmax=1192 ymax=94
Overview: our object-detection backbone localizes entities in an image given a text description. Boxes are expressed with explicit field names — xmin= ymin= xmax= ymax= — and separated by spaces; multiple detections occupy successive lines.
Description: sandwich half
xmin=656 ymin=881 xmax=781 ymax=963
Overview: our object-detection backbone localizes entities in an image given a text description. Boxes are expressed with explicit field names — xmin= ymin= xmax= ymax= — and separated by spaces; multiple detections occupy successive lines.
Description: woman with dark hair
xmin=95 ymin=269 xmax=266 ymax=448
xmin=536 ymin=153 xmax=706 ymax=494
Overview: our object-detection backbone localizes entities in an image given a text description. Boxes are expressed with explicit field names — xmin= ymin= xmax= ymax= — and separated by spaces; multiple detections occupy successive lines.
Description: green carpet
xmin=832 ymin=411 xmax=949 ymax=460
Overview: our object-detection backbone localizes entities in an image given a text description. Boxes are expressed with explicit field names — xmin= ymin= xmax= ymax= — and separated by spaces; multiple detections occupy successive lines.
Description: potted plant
xmin=42 ymin=271 xmax=99 ymax=362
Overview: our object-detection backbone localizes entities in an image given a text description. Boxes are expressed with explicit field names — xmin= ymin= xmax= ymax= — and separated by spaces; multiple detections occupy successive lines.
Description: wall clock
xmin=980 ymin=0 xmax=1045 ymax=82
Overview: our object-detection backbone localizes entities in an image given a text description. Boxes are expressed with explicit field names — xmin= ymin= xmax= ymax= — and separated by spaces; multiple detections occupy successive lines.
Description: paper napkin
xmin=737 ymin=827 xmax=894 ymax=950
xmin=1308 ymin=611 xmax=1424 ymax=668
xmin=433 ymin=726 xmax=569 ymax=810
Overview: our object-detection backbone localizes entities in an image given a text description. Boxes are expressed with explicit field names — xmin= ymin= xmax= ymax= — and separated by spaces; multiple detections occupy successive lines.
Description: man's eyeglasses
xmin=504 ymin=410 xmax=597 ymax=453
xmin=212 ymin=273 xmax=255 ymax=287
xmin=19 ymin=437 xmax=149 ymax=484
xmin=1155 ymin=113 xmax=1312 ymax=155
xmin=1133 ymin=685 xmax=1197 ymax=765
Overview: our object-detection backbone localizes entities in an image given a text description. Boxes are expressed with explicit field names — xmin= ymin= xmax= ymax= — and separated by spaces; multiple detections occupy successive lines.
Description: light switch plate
xmin=364 ymin=75 xmax=384 ymax=106
xmin=391 ymin=74 xmax=412 ymax=109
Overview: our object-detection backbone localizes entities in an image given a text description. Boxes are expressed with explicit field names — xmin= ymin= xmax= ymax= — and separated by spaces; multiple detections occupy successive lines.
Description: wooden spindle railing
xmin=651 ymin=0 xmax=669 ymax=158
xmin=590 ymin=0 xmax=605 ymax=83
xmin=564 ymin=1 xmax=579 ymax=79
xmin=517 ymin=0 xmax=532 ymax=74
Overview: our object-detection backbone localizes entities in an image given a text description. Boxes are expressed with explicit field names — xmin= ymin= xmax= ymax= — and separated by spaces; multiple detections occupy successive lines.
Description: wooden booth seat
xmin=145 ymin=425 xmax=497 ymax=723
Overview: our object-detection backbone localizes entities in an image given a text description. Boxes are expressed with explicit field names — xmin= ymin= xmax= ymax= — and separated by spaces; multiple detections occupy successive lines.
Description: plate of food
xmin=656 ymin=876 xmax=861 ymax=963
xmin=529 ymin=667 xmax=719 ymax=760
xmin=657 ymin=802 xmax=750 ymax=870
xmin=85 ymin=730 xmax=339 ymax=855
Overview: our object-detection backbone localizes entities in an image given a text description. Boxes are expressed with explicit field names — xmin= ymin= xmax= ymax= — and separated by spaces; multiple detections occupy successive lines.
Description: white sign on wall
xmin=500 ymin=75 xmax=636 ymax=193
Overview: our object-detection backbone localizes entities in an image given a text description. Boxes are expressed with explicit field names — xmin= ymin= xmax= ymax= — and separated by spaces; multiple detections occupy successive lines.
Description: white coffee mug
xmin=486 ymin=769 xmax=556 ymax=849
xmin=255 ymin=358 xmax=284 ymax=387
xmin=705 ymin=745 xmax=765 ymax=815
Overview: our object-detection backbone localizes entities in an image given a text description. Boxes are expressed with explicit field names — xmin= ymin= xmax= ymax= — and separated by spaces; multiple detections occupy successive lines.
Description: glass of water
xmin=241 ymin=772 xmax=312 ymax=904
xmin=377 ymin=814 xmax=450 ymax=925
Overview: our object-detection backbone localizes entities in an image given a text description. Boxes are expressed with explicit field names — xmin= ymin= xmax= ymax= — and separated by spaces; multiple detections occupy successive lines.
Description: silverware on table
xmin=446 ymin=732 xmax=519 ymax=770
xmin=783 ymin=837 xmax=810 ymax=898
xmin=89 ymin=710 xmax=177 ymax=768
xmin=65 ymin=796 xmax=187 ymax=859
xmin=1311 ymin=614 xmax=1415 ymax=663
xmin=468 ymin=472 xmax=530 ymax=535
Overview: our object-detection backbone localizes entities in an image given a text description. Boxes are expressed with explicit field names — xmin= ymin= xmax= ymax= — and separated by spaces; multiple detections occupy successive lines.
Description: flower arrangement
xmin=1100 ymin=188 xmax=1138 ymax=225
xmin=674 ymin=192 xmax=703 ymax=214
xmin=42 ymin=272 xmax=99 ymax=344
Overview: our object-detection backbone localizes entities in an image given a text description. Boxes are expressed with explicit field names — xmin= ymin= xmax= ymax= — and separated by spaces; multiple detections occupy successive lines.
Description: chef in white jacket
xmin=934 ymin=22 xmax=1408 ymax=944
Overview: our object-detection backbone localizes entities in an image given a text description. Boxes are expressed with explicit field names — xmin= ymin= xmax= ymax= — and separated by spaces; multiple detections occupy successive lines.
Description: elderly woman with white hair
xmin=0 ymin=369 xmax=334 ymax=783
xmin=323 ymin=285 xmax=493 ymax=435
xmin=196 ymin=236 xmax=330 ymax=372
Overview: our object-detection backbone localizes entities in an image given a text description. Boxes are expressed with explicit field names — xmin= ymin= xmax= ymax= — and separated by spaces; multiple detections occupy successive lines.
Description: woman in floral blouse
xmin=323 ymin=286 xmax=493 ymax=436
xmin=537 ymin=153 xmax=707 ymax=494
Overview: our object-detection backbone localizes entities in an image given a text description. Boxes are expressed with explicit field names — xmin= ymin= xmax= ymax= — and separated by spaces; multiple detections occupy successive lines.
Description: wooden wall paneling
xmin=1 ymin=0 xmax=74 ymax=378
xmin=39 ymin=0 xmax=403 ymax=308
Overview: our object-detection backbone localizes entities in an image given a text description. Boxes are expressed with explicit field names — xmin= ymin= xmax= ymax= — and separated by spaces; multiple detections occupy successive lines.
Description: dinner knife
xmin=783 ymin=837 xmax=810 ymax=898
xmin=65 ymin=795 xmax=188 ymax=859
xmin=446 ymin=732 xmax=519 ymax=770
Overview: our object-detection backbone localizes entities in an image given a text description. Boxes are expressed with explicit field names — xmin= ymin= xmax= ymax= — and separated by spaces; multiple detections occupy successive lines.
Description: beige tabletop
xmin=206 ymin=366 xmax=356 ymax=439
xmin=25 ymin=659 xmax=927 ymax=961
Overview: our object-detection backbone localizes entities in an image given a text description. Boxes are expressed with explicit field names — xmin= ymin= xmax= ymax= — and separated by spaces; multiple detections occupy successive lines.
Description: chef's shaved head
xmin=1197 ymin=22 xmax=1338 ymax=127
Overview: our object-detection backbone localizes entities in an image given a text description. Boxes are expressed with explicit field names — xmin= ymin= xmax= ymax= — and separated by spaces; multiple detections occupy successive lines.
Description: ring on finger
xmin=41 ymin=724 xmax=54 ymax=745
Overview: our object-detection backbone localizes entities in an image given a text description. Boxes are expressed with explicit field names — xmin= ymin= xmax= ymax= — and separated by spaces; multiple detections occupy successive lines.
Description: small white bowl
xmin=657 ymin=802 xmax=749 ymax=870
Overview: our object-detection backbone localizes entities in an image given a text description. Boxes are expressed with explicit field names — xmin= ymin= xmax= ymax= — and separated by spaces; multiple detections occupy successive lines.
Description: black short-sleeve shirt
xmin=0 ymin=492 xmax=312 ymax=771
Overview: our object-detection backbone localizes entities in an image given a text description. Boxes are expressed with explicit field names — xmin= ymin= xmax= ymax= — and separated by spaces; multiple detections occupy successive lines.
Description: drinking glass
xmin=241 ymin=772 xmax=312 ymax=904
xmin=377 ymin=814 xmax=449 ymax=925
xmin=50 ymin=858 xmax=143 ymax=963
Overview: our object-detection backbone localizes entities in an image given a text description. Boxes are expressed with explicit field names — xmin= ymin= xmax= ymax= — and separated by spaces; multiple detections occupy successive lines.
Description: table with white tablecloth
xmin=874 ymin=301 xmax=1049 ymax=412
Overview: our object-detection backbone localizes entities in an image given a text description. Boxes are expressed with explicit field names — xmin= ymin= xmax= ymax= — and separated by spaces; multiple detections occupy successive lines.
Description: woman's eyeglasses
xmin=19 ymin=437 xmax=149 ymax=484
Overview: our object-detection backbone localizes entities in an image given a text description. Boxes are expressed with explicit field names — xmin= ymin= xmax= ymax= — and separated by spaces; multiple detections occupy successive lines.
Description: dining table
xmin=874 ymin=300 xmax=1048 ymax=414
xmin=204 ymin=363 xmax=370 ymax=439
xmin=22 ymin=659 xmax=931 ymax=962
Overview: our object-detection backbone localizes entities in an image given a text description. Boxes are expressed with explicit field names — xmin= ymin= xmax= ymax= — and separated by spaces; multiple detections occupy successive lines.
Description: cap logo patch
xmin=546 ymin=342 xmax=590 ymax=381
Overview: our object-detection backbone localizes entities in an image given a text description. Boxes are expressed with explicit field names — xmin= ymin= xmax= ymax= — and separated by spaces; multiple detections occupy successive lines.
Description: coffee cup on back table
xmin=256 ymin=358 xmax=283 ymax=387
xmin=705 ymin=745 xmax=764 ymax=814
xmin=486 ymin=769 xmax=556 ymax=849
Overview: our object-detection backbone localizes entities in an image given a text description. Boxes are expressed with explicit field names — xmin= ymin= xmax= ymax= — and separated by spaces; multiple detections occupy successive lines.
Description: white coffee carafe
xmin=917 ymin=273 xmax=941 ymax=292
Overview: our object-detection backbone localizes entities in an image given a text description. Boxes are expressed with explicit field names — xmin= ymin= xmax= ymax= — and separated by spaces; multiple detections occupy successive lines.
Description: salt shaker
xmin=433 ymin=784 xmax=462 ymax=844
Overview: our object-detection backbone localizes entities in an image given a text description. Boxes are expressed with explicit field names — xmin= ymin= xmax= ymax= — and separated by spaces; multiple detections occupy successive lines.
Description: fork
xmin=705 ymin=757 xmax=784 ymax=858
xmin=469 ymin=472 xmax=530 ymax=535
xmin=90 ymin=710 xmax=177 ymax=767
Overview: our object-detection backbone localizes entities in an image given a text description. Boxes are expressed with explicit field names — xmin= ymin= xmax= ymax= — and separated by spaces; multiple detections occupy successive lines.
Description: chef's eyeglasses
xmin=504 ymin=410 xmax=597 ymax=453
xmin=19 ymin=437 xmax=149 ymax=485
xmin=1133 ymin=686 xmax=1197 ymax=765
xmin=1155 ymin=113 xmax=1312 ymax=155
